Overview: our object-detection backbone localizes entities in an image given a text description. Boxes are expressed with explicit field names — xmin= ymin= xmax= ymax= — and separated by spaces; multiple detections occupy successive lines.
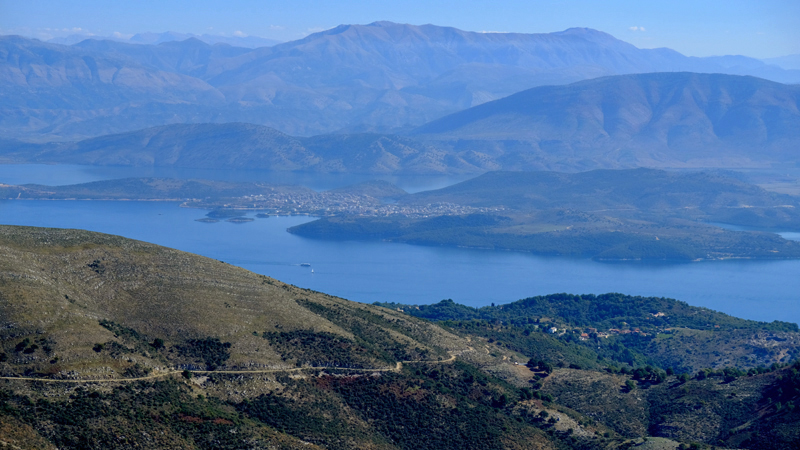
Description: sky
xmin=1 ymin=0 xmax=798 ymax=58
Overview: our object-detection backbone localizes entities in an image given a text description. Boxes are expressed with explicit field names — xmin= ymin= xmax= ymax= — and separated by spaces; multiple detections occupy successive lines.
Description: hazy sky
xmin=1 ymin=0 xmax=798 ymax=58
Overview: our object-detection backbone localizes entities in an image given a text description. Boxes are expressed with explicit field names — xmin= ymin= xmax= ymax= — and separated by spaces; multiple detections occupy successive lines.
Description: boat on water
xmin=300 ymin=263 xmax=311 ymax=267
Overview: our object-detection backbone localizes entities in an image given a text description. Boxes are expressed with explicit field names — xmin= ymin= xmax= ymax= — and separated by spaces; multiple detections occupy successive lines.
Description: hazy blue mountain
xmin=48 ymin=31 xmax=281 ymax=48
xmin=4 ymin=123 xmax=462 ymax=173
xmin=401 ymin=169 xmax=800 ymax=216
xmin=4 ymin=73 xmax=799 ymax=173
xmin=0 ymin=36 xmax=224 ymax=104
xmin=6 ymin=22 xmax=800 ymax=140
xmin=0 ymin=35 xmax=231 ymax=140
xmin=128 ymin=31 xmax=281 ymax=48
xmin=764 ymin=54 xmax=800 ymax=71
xmin=692 ymin=55 xmax=800 ymax=84
xmin=47 ymin=34 xmax=128 ymax=45
xmin=413 ymin=72 xmax=800 ymax=170
xmin=73 ymin=38 xmax=255 ymax=79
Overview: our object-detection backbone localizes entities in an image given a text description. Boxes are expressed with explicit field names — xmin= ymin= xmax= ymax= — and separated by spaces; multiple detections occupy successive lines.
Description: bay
xmin=2 ymin=163 xmax=799 ymax=325
xmin=1 ymin=198 xmax=799 ymax=325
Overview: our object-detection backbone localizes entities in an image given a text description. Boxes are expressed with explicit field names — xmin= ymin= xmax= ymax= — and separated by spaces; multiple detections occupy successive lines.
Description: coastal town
xmin=183 ymin=190 xmax=502 ymax=218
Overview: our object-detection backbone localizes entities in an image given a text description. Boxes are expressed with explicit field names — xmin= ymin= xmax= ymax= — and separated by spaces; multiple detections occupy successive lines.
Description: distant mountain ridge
xmin=413 ymin=72 xmax=800 ymax=170
xmin=3 ymin=21 xmax=800 ymax=140
xmin=1 ymin=123 xmax=449 ymax=173
xmin=3 ymin=72 xmax=798 ymax=173
xmin=764 ymin=53 xmax=800 ymax=71
xmin=47 ymin=31 xmax=282 ymax=48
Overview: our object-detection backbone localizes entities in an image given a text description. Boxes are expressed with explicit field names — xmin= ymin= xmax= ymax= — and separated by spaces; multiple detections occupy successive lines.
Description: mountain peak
xmin=367 ymin=20 xmax=401 ymax=27
xmin=162 ymin=36 xmax=208 ymax=47
xmin=554 ymin=27 xmax=627 ymax=43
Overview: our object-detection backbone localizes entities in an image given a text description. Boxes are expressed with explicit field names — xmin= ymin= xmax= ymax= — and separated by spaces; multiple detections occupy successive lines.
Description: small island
xmin=227 ymin=217 xmax=255 ymax=223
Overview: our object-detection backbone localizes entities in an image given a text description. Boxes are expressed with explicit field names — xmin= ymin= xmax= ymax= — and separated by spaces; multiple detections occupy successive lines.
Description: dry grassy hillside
xmin=2 ymin=225 xmax=797 ymax=450
xmin=0 ymin=225 xmax=472 ymax=380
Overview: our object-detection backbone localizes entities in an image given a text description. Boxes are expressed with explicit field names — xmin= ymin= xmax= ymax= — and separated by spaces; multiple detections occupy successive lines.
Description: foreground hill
xmin=1 ymin=225 xmax=799 ymax=449
xmin=0 ymin=226 xmax=471 ymax=378
xmin=413 ymin=73 xmax=800 ymax=170
xmin=4 ymin=22 xmax=800 ymax=140
xmin=290 ymin=169 xmax=800 ymax=260
xmin=0 ymin=225 xmax=542 ymax=449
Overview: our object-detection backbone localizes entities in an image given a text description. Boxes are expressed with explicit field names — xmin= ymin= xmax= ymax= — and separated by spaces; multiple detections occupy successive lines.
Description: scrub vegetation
xmin=1 ymin=225 xmax=798 ymax=449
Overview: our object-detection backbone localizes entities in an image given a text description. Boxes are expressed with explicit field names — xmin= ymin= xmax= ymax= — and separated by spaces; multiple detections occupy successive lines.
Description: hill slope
xmin=0 ymin=36 xmax=225 ymax=140
xmin=0 ymin=225 xmax=476 ymax=379
xmin=0 ymin=123 xmax=461 ymax=173
xmin=1 ymin=225 xmax=800 ymax=449
xmin=402 ymin=169 xmax=800 ymax=224
xmin=0 ymin=226 xmax=618 ymax=450
xmin=413 ymin=72 xmax=800 ymax=170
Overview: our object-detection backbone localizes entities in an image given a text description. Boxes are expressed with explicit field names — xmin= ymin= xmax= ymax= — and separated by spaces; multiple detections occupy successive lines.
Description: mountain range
xmin=413 ymin=72 xmax=800 ymax=170
xmin=3 ymin=72 xmax=799 ymax=173
xmin=3 ymin=21 xmax=800 ymax=141
xmin=48 ymin=31 xmax=282 ymax=48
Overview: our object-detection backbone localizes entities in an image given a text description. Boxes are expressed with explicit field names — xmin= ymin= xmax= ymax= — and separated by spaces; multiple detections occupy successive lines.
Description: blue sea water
xmin=1 ymin=164 xmax=799 ymax=324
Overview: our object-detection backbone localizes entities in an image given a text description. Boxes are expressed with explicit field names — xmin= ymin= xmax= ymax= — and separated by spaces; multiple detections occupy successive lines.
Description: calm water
xmin=1 ymin=164 xmax=799 ymax=324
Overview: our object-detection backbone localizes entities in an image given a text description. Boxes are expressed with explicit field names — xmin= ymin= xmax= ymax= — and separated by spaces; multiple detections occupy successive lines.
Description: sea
xmin=2 ymin=164 xmax=799 ymax=325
